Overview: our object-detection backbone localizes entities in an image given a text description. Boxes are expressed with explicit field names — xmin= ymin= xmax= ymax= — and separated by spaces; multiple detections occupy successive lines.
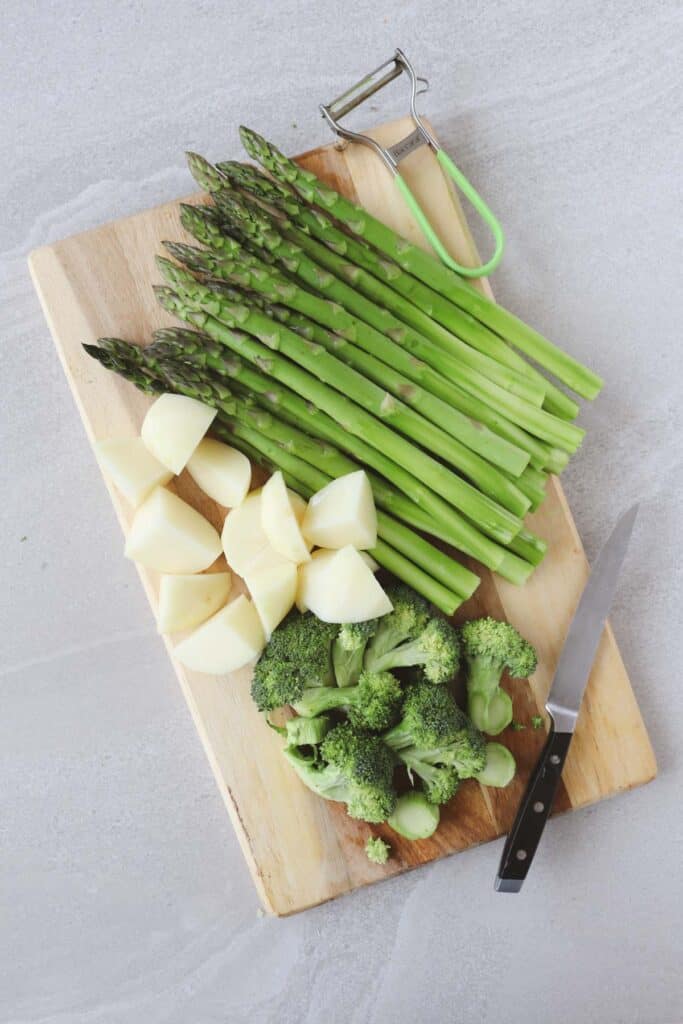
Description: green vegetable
xmin=154 ymin=262 xmax=525 ymax=545
xmin=239 ymin=126 xmax=603 ymax=400
xmin=476 ymin=742 xmax=517 ymax=788
xmin=531 ymin=714 xmax=545 ymax=730
xmin=383 ymin=682 xmax=466 ymax=752
xmin=363 ymin=585 xmax=460 ymax=684
xmin=283 ymin=722 xmax=396 ymax=823
xmin=147 ymin=329 xmax=530 ymax=584
xmin=166 ymin=229 xmax=531 ymax=479
xmin=206 ymin=196 xmax=585 ymax=454
xmin=284 ymin=715 xmax=332 ymax=747
xmin=387 ymin=791 xmax=440 ymax=840
xmin=460 ymin=617 xmax=538 ymax=735
xmin=213 ymin=190 xmax=547 ymax=409
xmin=511 ymin=721 xmax=527 ymax=731
xmin=365 ymin=835 xmax=391 ymax=864
xmin=384 ymin=684 xmax=486 ymax=800
xmin=333 ymin=621 xmax=377 ymax=688
xmin=292 ymin=670 xmax=403 ymax=731
xmin=216 ymin=158 xmax=580 ymax=421
xmin=84 ymin=337 xmax=476 ymax=609
xmin=250 ymin=612 xmax=338 ymax=711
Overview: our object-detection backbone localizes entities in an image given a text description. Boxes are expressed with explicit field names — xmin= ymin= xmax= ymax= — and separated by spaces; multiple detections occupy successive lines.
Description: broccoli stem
xmin=476 ymin=742 xmax=516 ymax=787
xmin=387 ymin=791 xmax=440 ymax=840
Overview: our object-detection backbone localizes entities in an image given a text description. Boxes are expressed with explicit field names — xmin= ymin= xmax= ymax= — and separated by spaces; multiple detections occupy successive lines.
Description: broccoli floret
xmin=292 ymin=669 xmax=402 ymax=731
xmin=283 ymin=722 xmax=396 ymax=822
xmin=364 ymin=584 xmax=429 ymax=664
xmin=460 ymin=617 xmax=537 ymax=736
xmin=364 ymin=587 xmax=459 ymax=684
xmin=251 ymin=612 xmax=338 ymax=711
xmin=284 ymin=714 xmax=332 ymax=747
xmin=402 ymin=755 xmax=461 ymax=805
xmin=365 ymin=835 xmax=391 ymax=864
xmin=414 ymin=719 xmax=487 ymax=780
xmin=333 ymin=620 xmax=377 ymax=688
xmin=383 ymin=683 xmax=486 ymax=804
xmin=383 ymin=683 xmax=466 ymax=751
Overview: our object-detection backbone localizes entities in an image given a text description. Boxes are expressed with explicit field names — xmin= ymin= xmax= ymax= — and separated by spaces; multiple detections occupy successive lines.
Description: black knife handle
xmin=495 ymin=725 xmax=573 ymax=892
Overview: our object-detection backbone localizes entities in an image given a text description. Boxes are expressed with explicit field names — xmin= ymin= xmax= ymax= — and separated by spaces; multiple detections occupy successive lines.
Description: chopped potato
xmin=141 ymin=393 xmax=216 ymax=474
xmin=245 ymin=562 xmax=297 ymax=638
xmin=157 ymin=572 xmax=232 ymax=633
xmin=95 ymin=437 xmax=173 ymax=507
xmin=173 ymin=595 xmax=265 ymax=674
xmin=297 ymin=545 xmax=392 ymax=622
xmin=261 ymin=472 xmax=312 ymax=563
xmin=125 ymin=487 xmax=221 ymax=573
xmin=222 ymin=489 xmax=292 ymax=577
xmin=302 ymin=471 xmax=377 ymax=550
xmin=187 ymin=438 xmax=251 ymax=507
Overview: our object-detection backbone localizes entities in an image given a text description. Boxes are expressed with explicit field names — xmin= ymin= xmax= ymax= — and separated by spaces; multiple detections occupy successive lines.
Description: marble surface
xmin=2 ymin=1 xmax=682 ymax=1021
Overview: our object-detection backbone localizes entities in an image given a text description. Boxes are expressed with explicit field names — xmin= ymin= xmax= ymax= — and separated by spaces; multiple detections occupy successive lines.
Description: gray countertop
xmin=2 ymin=2 xmax=682 ymax=1021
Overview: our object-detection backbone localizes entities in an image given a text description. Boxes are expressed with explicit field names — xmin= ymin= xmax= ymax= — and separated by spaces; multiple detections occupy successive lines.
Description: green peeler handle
xmin=394 ymin=149 xmax=504 ymax=278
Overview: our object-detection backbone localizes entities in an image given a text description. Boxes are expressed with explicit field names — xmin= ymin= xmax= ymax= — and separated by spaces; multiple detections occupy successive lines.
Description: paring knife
xmin=495 ymin=504 xmax=639 ymax=893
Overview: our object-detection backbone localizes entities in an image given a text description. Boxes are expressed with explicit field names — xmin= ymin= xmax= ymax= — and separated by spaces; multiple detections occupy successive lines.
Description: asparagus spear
xmin=183 ymin=201 xmax=584 ymax=454
xmin=207 ymin=156 xmax=579 ymax=421
xmin=149 ymin=328 xmax=535 ymax=584
xmin=165 ymin=235 xmax=530 ymax=478
xmin=164 ymin=245 xmax=532 ymax=515
xmin=212 ymin=189 xmax=546 ymax=408
xmin=238 ymin=126 xmax=603 ymax=400
xmin=216 ymin=285 xmax=532 ymax=516
xmin=155 ymin=259 xmax=524 ymax=544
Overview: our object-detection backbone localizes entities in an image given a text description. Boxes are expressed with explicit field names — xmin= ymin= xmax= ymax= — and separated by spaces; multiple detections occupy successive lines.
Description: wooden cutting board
xmin=28 ymin=118 xmax=656 ymax=915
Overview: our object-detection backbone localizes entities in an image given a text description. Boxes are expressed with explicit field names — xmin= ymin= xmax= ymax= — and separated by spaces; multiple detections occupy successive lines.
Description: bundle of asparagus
xmin=84 ymin=127 xmax=602 ymax=613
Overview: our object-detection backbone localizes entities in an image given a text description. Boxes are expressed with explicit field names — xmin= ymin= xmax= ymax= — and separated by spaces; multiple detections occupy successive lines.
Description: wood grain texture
xmin=28 ymin=118 xmax=656 ymax=915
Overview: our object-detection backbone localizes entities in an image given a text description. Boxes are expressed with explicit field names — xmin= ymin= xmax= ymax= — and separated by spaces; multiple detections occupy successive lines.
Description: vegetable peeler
xmin=320 ymin=48 xmax=504 ymax=279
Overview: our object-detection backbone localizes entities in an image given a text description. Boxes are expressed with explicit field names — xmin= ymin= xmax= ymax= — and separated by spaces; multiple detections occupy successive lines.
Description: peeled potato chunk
xmin=222 ymin=489 xmax=292 ymax=577
xmin=141 ymin=393 xmax=216 ymax=474
xmin=173 ymin=595 xmax=265 ymax=674
xmin=95 ymin=437 xmax=173 ymax=508
xmin=187 ymin=438 xmax=251 ymax=508
xmin=297 ymin=545 xmax=392 ymax=623
xmin=359 ymin=551 xmax=379 ymax=572
xmin=245 ymin=562 xmax=297 ymax=638
xmin=125 ymin=487 xmax=221 ymax=573
xmin=261 ymin=472 xmax=312 ymax=564
xmin=157 ymin=572 xmax=232 ymax=633
xmin=302 ymin=471 xmax=377 ymax=550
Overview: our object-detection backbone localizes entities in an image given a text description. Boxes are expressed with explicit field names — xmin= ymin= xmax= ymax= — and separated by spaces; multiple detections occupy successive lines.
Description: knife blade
xmin=495 ymin=504 xmax=639 ymax=892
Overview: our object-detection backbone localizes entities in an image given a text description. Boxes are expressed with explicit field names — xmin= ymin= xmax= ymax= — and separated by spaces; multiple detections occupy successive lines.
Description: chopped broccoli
xmin=364 ymin=585 xmax=429 ymax=664
xmin=292 ymin=669 xmax=402 ymax=731
xmin=459 ymin=617 xmax=537 ymax=736
xmin=333 ymin=620 xmax=377 ymax=688
xmin=283 ymin=722 xmax=396 ymax=822
xmin=251 ymin=611 xmax=338 ymax=711
xmin=511 ymin=721 xmax=526 ymax=731
xmin=365 ymin=835 xmax=391 ymax=864
xmin=364 ymin=586 xmax=459 ymax=683
xmin=284 ymin=715 xmax=332 ymax=747
xmin=383 ymin=683 xmax=465 ymax=752
xmin=401 ymin=754 xmax=461 ymax=805
xmin=383 ymin=683 xmax=486 ymax=804
xmin=531 ymin=714 xmax=544 ymax=730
